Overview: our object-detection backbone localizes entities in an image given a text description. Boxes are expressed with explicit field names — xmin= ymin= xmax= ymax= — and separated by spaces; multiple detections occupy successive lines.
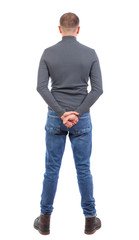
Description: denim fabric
xmin=40 ymin=109 xmax=97 ymax=217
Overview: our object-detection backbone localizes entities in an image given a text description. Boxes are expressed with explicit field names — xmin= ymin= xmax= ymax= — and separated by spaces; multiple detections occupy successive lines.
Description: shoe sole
xmin=34 ymin=224 xmax=50 ymax=235
xmin=85 ymin=225 xmax=101 ymax=234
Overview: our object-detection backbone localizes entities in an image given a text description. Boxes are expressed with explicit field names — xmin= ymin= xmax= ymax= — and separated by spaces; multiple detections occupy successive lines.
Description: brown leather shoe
xmin=85 ymin=216 xmax=101 ymax=234
xmin=34 ymin=214 xmax=51 ymax=235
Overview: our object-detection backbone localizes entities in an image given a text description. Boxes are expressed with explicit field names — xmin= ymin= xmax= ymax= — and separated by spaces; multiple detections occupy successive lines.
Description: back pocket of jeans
xmin=45 ymin=115 xmax=61 ymax=134
xmin=74 ymin=116 xmax=92 ymax=135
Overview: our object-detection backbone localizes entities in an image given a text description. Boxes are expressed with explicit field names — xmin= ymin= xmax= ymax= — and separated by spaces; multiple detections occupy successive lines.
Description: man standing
xmin=34 ymin=12 xmax=103 ymax=235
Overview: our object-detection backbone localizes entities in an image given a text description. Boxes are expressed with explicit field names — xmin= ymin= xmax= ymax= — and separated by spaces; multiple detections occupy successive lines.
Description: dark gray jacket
xmin=37 ymin=35 xmax=103 ymax=117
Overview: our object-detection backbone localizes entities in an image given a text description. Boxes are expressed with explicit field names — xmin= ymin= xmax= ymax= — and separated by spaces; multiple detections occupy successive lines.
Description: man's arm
xmin=74 ymin=50 xmax=103 ymax=115
xmin=36 ymin=49 xmax=66 ymax=118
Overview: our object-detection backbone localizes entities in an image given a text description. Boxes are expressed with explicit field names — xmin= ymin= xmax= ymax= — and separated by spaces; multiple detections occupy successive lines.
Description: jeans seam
xmin=79 ymin=116 xmax=89 ymax=119
xmin=48 ymin=114 xmax=59 ymax=118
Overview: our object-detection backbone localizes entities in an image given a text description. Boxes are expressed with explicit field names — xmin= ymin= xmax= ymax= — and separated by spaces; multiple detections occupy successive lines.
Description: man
xmin=34 ymin=12 xmax=103 ymax=235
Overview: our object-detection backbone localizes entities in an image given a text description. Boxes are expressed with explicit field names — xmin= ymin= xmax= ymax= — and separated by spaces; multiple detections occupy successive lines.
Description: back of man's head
xmin=59 ymin=12 xmax=80 ymax=34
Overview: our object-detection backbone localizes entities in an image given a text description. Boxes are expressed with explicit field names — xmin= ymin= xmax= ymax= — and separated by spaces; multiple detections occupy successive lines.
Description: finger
xmin=64 ymin=117 xmax=75 ymax=124
xmin=63 ymin=111 xmax=79 ymax=117
xmin=65 ymin=119 xmax=74 ymax=127
xmin=63 ymin=116 xmax=72 ymax=124
xmin=65 ymin=122 xmax=72 ymax=128
xmin=63 ymin=114 xmax=79 ymax=123
xmin=63 ymin=114 xmax=79 ymax=124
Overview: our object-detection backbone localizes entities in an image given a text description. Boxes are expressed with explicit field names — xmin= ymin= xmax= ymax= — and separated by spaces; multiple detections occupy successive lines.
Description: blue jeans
xmin=40 ymin=109 xmax=97 ymax=217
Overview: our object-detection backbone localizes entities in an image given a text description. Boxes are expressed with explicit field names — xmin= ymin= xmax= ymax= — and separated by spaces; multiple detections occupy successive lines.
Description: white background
xmin=0 ymin=0 xmax=139 ymax=239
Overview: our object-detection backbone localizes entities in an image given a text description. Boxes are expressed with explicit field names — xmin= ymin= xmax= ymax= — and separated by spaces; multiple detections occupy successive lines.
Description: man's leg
xmin=69 ymin=113 xmax=96 ymax=217
xmin=40 ymin=112 xmax=67 ymax=215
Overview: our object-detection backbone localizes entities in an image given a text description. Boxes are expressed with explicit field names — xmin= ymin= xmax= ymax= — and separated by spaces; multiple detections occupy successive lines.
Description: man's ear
xmin=58 ymin=25 xmax=62 ymax=33
xmin=77 ymin=26 xmax=80 ymax=34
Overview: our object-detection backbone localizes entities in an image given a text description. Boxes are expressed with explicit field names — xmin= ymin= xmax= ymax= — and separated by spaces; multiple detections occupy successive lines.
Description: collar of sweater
xmin=62 ymin=35 xmax=77 ymax=41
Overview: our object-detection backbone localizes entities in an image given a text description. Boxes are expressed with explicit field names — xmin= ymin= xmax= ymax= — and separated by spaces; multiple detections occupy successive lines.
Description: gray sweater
xmin=37 ymin=35 xmax=103 ymax=117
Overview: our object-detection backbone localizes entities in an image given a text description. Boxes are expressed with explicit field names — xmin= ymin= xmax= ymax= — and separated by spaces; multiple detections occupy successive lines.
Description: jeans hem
xmin=41 ymin=212 xmax=51 ymax=216
xmin=85 ymin=213 xmax=97 ymax=218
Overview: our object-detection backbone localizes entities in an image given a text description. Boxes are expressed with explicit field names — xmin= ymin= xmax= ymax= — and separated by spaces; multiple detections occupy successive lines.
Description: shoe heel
xmin=39 ymin=230 xmax=50 ymax=235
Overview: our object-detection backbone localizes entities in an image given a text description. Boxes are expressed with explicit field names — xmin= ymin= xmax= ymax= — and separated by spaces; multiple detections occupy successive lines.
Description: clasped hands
xmin=60 ymin=111 xmax=80 ymax=128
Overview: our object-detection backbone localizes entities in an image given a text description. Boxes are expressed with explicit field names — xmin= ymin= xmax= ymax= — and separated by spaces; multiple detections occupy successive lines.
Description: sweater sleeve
xmin=74 ymin=50 xmax=103 ymax=115
xmin=36 ymin=49 xmax=66 ymax=117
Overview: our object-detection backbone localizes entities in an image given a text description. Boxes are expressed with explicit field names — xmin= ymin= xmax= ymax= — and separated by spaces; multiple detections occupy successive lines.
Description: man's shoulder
xmin=77 ymin=41 xmax=98 ymax=60
xmin=77 ymin=40 xmax=95 ymax=52
xmin=43 ymin=42 xmax=60 ymax=52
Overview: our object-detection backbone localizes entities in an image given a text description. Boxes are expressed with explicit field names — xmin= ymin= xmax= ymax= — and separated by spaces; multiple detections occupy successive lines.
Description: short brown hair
xmin=60 ymin=12 xmax=79 ymax=33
